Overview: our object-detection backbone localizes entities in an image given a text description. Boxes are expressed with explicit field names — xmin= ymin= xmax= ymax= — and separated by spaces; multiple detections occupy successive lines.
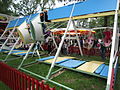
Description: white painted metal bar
xmin=36 ymin=49 xmax=41 ymax=59
xmin=3 ymin=14 xmax=33 ymax=61
xmin=0 ymin=21 xmax=11 ymax=39
xmin=3 ymin=37 xmax=20 ymax=62
xmin=106 ymin=0 xmax=119 ymax=89
xmin=18 ymin=14 xmax=41 ymax=69
xmin=18 ymin=43 xmax=34 ymax=69
xmin=0 ymin=18 xmax=20 ymax=51
xmin=112 ymin=50 xmax=118 ymax=63
xmin=72 ymin=20 xmax=83 ymax=56
xmin=39 ymin=42 xmax=44 ymax=51
xmin=93 ymin=27 xmax=113 ymax=30
xmin=114 ymin=56 xmax=118 ymax=69
xmin=11 ymin=34 xmax=17 ymax=40
xmin=31 ymin=43 xmax=37 ymax=57
xmin=51 ymin=33 xmax=58 ymax=49
xmin=36 ymin=41 xmax=41 ymax=59
xmin=46 ymin=2 xmax=76 ymax=80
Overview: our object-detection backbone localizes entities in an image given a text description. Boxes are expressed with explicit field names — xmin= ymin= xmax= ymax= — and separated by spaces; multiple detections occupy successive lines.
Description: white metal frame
xmin=106 ymin=0 xmax=120 ymax=89
xmin=2 ymin=14 xmax=34 ymax=62
xmin=0 ymin=18 xmax=20 ymax=51
xmin=45 ymin=2 xmax=83 ymax=81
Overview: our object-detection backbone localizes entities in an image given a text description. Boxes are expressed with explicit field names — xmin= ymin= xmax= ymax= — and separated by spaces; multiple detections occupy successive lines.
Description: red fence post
xmin=26 ymin=75 xmax=31 ymax=90
xmin=0 ymin=62 xmax=56 ymax=90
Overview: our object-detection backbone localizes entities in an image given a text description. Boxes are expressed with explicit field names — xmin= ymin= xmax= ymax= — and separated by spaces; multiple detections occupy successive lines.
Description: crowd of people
xmin=43 ymin=28 xmax=113 ymax=61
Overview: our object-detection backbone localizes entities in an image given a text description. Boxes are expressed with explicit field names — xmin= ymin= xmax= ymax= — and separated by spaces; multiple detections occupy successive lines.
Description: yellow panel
xmin=13 ymin=51 xmax=27 ymax=54
xmin=4 ymin=50 xmax=21 ymax=53
xmin=44 ymin=56 xmax=75 ymax=63
xmin=76 ymin=61 xmax=104 ymax=73
xmin=51 ymin=11 xmax=120 ymax=22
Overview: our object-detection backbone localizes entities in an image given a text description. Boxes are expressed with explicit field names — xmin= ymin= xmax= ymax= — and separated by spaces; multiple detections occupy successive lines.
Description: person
xmin=40 ymin=10 xmax=51 ymax=37
xmin=63 ymin=42 xmax=68 ymax=54
xmin=103 ymin=28 xmax=112 ymax=43
xmin=99 ymin=40 xmax=106 ymax=60
xmin=43 ymin=10 xmax=51 ymax=22
xmin=80 ymin=37 xmax=83 ymax=48
xmin=93 ymin=38 xmax=98 ymax=48
xmin=40 ymin=12 xmax=47 ymax=34
xmin=47 ymin=39 xmax=53 ymax=54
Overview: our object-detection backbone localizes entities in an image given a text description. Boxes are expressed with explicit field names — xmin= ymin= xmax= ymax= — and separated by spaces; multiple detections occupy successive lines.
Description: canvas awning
xmin=7 ymin=13 xmax=39 ymax=29
xmin=48 ymin=0 xmax=118 ymax=22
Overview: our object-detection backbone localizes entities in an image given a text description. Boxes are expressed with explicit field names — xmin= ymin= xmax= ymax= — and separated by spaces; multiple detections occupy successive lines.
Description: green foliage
xmin=11 ymin=0 xmax=55 ymax=16
xmin=0 ymin=0 xmax=13 ymax=15
xmin=12 ymin=0 xmax=38 ymax=16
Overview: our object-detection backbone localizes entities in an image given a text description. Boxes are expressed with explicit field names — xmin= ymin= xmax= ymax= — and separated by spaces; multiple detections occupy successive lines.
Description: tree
xmin=11 ymin=0 xmax=55 ymax=16
xmin=35 ymin=0 xmax=55 ymax=10
xmin=12 ymin=0 xmax=39 ymax=16
xmin=0 ymin=0 xmax=13 ymax=15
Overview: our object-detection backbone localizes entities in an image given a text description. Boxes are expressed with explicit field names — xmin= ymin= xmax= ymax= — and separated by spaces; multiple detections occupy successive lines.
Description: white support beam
xmin=106 ymin=0 xmax=120 ymax=90
xmin=45 ymin=2 xmax=76 ymax=81
xmin=0 ymin=18 xmax=20 ymax=51
xmin=72 ymin=20 xmax=83 ymax=56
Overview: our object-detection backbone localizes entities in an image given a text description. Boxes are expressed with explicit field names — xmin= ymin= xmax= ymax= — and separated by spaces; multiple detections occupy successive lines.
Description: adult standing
xmin=99 ymin=40 xmax=106 ymax=60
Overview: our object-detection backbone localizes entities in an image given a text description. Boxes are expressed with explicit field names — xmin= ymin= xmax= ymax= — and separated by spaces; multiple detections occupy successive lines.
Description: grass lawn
xmin=0 ymin=81 xmax=10 ymax=90
xmin=0 ymin=52 xmax=119 ymax=90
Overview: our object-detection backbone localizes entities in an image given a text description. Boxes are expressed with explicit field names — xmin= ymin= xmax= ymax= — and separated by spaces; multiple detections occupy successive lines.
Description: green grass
xmin=0 ymin=82 xmax=10 ymax=90
xmin=0 ymin=52 xmax=119 ymax=90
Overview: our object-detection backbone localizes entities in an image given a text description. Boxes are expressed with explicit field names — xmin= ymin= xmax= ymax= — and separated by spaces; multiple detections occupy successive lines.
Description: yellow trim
xmin=13 ymin=51 xmax=28 ymax=54
xmin=51 ymin=11 xmax=120 ymax=22
xmin=7 ymin=27 xmax=19 ymax=30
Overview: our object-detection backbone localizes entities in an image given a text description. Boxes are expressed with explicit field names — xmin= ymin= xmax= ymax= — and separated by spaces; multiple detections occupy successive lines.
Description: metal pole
xmin=31 ymin=41 xmax=37 ymax=57
xmin=46 ymin=2 xmax=76 ymax=80
xmin=0 ymin=21 xmax=11 ymax=39
xmin=11 ymin=34 xmax=17 ymax=40
xmin=72 ymin=20 xmax=83 ymax=56
xmin=106 ymin=0 xmax=119 ymax=90
xmin=0 ymin=18 xmax=20 ymax=51
xmin=51 ymin=33 xmax=58 ymax=49
xmin=3 ymin=37 xmax=20 ymax=62
xmin=36 ymin=41 xmax=41 ymax=59
xmin=39 ymin=42 xmax=44 ymax=51
xmin=18 ymin=43 xmax=34 ymax=69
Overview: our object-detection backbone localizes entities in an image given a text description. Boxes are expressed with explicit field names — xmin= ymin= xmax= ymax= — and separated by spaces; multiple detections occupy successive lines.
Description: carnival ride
xmin=0 ymin=0 xmax=119 ymax=90
xmin=0 ymin=13 xmax=41 ymax=62
xmin=47 ymin=0 xmax=119 ymax=89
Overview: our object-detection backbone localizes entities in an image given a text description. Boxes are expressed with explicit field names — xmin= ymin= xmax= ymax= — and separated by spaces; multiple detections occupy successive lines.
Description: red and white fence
xmin=0 ymin=62 xmax=56 ymax=90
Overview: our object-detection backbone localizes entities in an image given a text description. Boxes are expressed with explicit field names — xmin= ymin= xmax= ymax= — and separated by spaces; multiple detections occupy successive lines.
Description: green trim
xmin=2 ymin=57 xmax=22 ymax=62
xmin=51 ymin=67 xmax=64 ymax=75
xmin=22 ymin=61 xmax=38 ymax=67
